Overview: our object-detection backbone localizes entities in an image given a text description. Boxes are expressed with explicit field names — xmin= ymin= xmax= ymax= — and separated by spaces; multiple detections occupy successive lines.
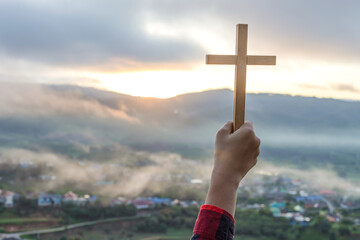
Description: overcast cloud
xmin=0 ymin=0 xmax=359 ymax=69
xmin=0 ymin=0 xmax=359 ymax=100
xmin=0 ymin=0 xmax=202 ymax=68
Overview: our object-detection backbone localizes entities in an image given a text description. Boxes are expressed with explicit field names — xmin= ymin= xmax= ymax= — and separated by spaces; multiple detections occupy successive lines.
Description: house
xmin=179 ymin=200 xmax=200 ymax=208
xmin=294 ymin=205 xmax=304 ymax=213
xmin=63 ymin=191 xmax=97 ymax=205
xmin=270 ymin=207 xmax=281 ymax=216
xmin=244 ymin=203 xmax=264 ymax=210
xmin=3 ymin=191 xmax=15 ymax=208
xmin=0 ymin=190 xmax=17 ymax=208
xmin=340 ymin=202 xmax=360 ymax=210
xmin=296 ymin=195 xmax=324 ymax=203
xmin=319 ymin=190 xmax=335 ymax=196
xmin=269 ymin=202 xmax=286 ymax=209
xmin=111 ymin=197 xmax=126 ymax=206
xmin=84 ymin=194 xmax=98 ymax=204
xmin=171 ymin=199 xmax=180 ymax=206
xmin=355 ymin=218 xmax=360 ymax=226
xmin=190 ymin=179 xmax=203 ymax=184
xmin=131 ymin=197 xmax=154 ymax=209
xmin=269 ymin=201 xmax=286 ymax=217
xmin=63 ymin=191 xmax=78 ymax=202
xmin=38 ymin=193 xmax=62 ymax=207
xmin=150 ymin=197 xmax=171 ymax=206
xmin=0 ymin=189 xmax=4 ymax=204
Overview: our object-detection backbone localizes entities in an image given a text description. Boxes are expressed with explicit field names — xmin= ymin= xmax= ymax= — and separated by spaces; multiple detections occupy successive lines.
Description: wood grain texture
xmin=233 ymin=24 xmax=248 ymax=130
xmin=206 ymin=55 xmax=276 ymax=65
xmin=247 ymin=55 xmax=276 ymax=65
xmin=206 ymin=55 xmax=236 ymax=65
xmin=205 ymin=24 xmax=276 ymax=131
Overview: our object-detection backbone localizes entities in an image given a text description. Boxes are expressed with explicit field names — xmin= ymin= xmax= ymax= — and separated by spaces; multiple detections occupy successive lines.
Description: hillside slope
xmin=0 ymin=83 xmax=359 ymax=176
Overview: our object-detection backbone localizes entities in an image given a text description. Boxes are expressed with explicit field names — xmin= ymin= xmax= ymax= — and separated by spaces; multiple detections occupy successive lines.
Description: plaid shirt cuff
xmin=191 ymin=205 xmax=235 ymax=240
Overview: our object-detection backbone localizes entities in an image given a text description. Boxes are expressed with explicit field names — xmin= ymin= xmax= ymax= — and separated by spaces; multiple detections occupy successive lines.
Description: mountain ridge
xmin=0 ymin=83 xmax=359 ymax=177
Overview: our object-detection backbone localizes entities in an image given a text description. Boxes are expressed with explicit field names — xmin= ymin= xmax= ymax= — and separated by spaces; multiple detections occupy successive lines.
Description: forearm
xmin=205 ymin=170 xmax=240 ymax=217
xmin=191 ymin=121 xmax=260 ymax=240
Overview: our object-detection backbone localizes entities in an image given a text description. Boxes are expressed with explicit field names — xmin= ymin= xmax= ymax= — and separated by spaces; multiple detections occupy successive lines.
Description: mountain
xmin=0 ymin=83 xmax=359 ymax=177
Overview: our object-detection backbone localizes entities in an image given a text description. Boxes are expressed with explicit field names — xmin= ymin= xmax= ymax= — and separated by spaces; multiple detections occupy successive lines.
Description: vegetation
xmin=16 ymin=205 xmax=360 ymax=240
xmin=136 ymin=206 xmax=197 ymax=233
xmin=61 ymin=203 xmax=137 ymax=223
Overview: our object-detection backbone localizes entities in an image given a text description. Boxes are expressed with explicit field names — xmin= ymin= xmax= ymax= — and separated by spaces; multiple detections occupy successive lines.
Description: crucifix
xmin=206 ymin=24 xmax=276 ymax=131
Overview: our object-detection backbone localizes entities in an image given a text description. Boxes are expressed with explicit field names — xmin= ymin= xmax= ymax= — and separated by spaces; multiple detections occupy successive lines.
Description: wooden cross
xmin=206 ymin=24 xmax=276 ymax=131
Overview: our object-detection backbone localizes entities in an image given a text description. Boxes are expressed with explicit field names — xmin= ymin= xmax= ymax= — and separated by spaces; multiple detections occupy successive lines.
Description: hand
xmin=213 ymin=121 xmax=260 ymax=187
xmin=205 ymin=121 xmax=260 ymax=216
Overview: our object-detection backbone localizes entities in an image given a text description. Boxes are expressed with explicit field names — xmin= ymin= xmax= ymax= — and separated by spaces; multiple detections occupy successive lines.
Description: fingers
xmin=242 ymin=121 xmax=254 ymax=130
xmin=232 ymin=121 xmax=255 ymax=139
xmin=254 ymin=147 xmax=260 ymax=158
xmin=254 ymin=136 xmax=261 ymax=149
xmin=223 ymin=121 xmax=234 ymax=134
xmin=216 ymin=121 xmax=234 ymax=138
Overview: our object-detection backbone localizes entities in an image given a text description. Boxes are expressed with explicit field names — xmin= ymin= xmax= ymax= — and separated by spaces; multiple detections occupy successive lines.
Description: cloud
xmin=252 ymin=162 xmax=359 ymax=195
xmin=135 ymin=0 xmax=360 ymax=63
xmin=1 ymin=147 xmax=358 ymax=199
xmin=0 ymin=0 xmax=359 ymax=72
xmin=299 ymin=83 xmax=360 ymax=94
xmin=0 ymin=147 xmax=212 ymax=198
xmin=0 ymin=0 xmax=203 ymax=69
xmin=332 ymin=83 xmax=359 ymax=93
xmin=298 ymin=83 xmax=327 ymax=90
xmin=0 ymin=82 xmax=139 ymax=122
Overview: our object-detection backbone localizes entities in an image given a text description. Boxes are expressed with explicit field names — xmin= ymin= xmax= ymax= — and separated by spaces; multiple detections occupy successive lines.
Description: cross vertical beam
xmin=206 ymin=24 xmax=276 ymax=131
xmin=234 ymin=24 xmax=248 ymax=131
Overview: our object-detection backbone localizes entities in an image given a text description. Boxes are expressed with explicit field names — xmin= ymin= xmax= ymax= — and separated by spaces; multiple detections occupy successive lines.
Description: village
xmin=1 ymin=172 xmax=360 ymax=227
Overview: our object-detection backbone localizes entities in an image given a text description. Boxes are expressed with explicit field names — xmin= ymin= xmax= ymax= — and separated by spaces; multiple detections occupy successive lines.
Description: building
xmin=296 ymin=195 xmax=324 ymax=203
xmin=63 ymin=191 xmax=78 ymax=202
xmin=38 ymin=193 xmax=62 ymax=207
xmin=63 ymin=191 xmax=97 ymax=205
xmin=131 ymin=197 xmax=154 ymax=209
xmin=0 ymin=190 xmax=16 ymax=208
xmin=150 ymin=197 xmax=171 ymax=206
xmin=111 ymin=197 xmax=126 ymax=206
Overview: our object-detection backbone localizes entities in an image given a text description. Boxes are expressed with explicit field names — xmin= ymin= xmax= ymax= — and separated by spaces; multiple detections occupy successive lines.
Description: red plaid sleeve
xmin=191 ymin=205 xmax=235 ymax=240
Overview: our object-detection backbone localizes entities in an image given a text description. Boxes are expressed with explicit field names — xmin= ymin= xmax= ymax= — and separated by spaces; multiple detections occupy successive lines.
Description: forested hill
xmin=0 ymin=84 xmax=359 ymax=176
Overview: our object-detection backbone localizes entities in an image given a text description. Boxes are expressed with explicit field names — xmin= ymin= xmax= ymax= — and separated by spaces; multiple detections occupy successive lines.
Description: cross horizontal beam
xmin=206 ymin=55 xmax=276 ymax=65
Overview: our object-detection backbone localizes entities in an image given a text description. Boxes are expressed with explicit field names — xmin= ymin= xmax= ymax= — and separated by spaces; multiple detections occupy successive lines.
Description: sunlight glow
xmin=145 ymin=20 xmax=232 ymax=53
xmin=90 ymin=67 xmax=233 ymax=99
xmin=87 ymin=59 xmax=360 ymax=100
xmin=81 ymin=19 xmax=360 ymax=100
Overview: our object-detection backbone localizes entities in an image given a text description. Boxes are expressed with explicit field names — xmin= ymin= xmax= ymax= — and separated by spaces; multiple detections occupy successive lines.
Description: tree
xmin=315 ymin=216 xmax=331 ymax=235
xmin=329 ymin=231 xmax=337 ymax=240
xmin=338 ymin=226 xmax=350 ymax=236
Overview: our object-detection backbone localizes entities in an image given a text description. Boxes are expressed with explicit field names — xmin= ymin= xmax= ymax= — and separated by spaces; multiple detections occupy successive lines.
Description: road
xmin=0 ymin=215 xmax=147 ymax=240
xmin=323 ymin=197 xmax=335 ymax=214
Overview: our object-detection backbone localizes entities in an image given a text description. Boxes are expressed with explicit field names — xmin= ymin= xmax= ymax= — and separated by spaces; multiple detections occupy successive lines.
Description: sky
xmin=0 ymin=0 xmax=359 ymax=99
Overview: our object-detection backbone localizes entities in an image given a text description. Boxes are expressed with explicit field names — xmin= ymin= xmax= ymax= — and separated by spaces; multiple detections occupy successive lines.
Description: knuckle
xmin=256 ymin=149 xmax=260 ymax=157
xmin=252 ymin=158 xmax=258 ymax=167
xmin=243 ymin=127 xmax=253 ymax=137
xmin=216 ymin=128 xmax=226 ymax=137
xmin=254 ymin=137 xmax=261 ymax=147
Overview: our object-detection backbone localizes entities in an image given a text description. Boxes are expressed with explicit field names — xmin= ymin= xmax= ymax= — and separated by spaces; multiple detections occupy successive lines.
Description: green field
xmin=0 ymin=218 xmax=50 ymax=225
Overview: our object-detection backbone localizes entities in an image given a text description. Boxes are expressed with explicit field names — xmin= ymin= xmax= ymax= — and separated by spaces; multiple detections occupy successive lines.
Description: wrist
xmin=211 ymin=168 xmax=243 ymax=189
xmin=205 ymin=171 xmax=239 ymax=216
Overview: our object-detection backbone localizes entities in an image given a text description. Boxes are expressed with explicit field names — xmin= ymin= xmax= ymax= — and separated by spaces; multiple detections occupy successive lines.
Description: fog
xmin=1 ymin=147 xmax=358 ymax=201
xmin=0 ymin=147 xmax=212 ymax=199
xmin=0 ymin=83 xmax=359 ymax=201
xmin=0 ymin=82 xmax=138 ymax=122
